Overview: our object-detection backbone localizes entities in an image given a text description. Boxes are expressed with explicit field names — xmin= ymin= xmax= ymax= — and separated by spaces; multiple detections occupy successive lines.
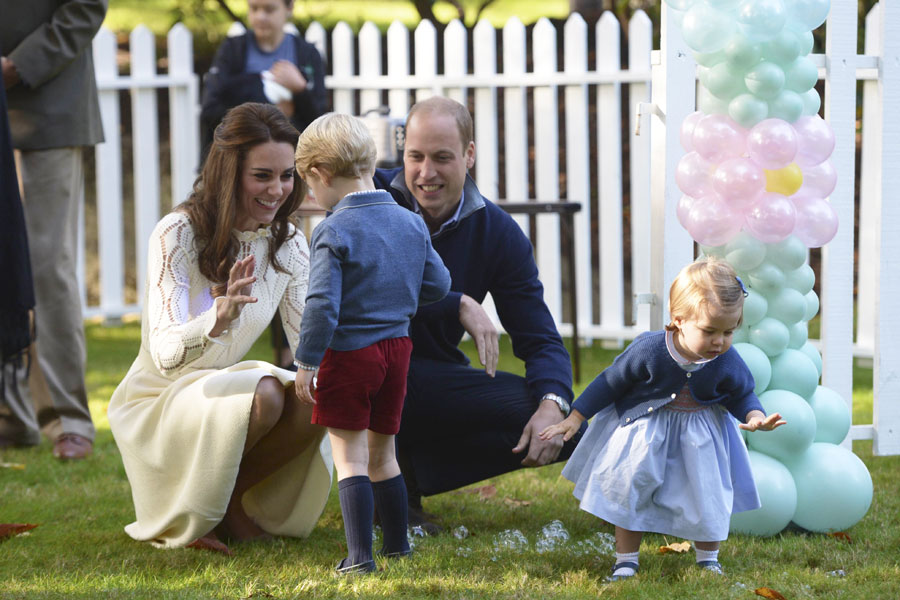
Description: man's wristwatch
xmin=541 ymin=393 xmax=571 ymax=417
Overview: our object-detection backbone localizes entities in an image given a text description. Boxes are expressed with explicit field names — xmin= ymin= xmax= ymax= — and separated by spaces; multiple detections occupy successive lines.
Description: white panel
xmin=502 ymin=17 xmax=530 ymax=234
xmin=359 ymin=22 xmax=382 ymax=114
xmin=596 ymin=12 xmax=624 ymax=333
xmin=414 ymin=20 xmax=437 ymax=101
xmin=473 ymin=19 xmax=497 ymax=202
xmin=167 ymin=23 xmax=198 ymax=211
xmin=387 ymin=21 xmax=411 ymax=118
xmin=331 ymin=22 xmax=356 ymax=115
xmin=444 ymin=19 xmax=468 ymax=106
xmin=822 ymin=0 xmax=858 ymax=432
xmin=129 ymin=25 xmax=160 ymax=301
xmin=305 ymin=21 xmax=327 ymax=63
xmin=532 ymin=18 xmax=562 ymax=324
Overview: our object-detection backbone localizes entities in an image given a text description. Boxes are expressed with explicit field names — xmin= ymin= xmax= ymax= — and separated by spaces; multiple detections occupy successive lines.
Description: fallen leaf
xmin=186 ymin=536 xmax=234 ymax=556
xmin=478 ymin=485 xmax=497 ymax=499
xmin=829 ymin=531 xmax=852 ymax=543
xmin=502 ymin=497 xmax=531 ymax=508
xmin=658 ymin=541 xmax=691 ymax=554
xmin=0 ymin=462 xmax=25 ymax=470
xmin=0 ymin=523 xmax=38 ymax=540
xmin=755 ymin=587 xmax=787 ymax=600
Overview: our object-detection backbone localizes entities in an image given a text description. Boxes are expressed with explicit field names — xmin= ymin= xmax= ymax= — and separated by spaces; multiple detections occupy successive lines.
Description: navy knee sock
xmin=372 ymin=474 xmax=411 ymax=555
xmin=337 ymin=475 xmax=374 ymax=566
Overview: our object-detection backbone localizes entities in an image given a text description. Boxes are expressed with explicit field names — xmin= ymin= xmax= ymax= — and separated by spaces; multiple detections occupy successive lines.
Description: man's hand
xmin=458 ymin=294 xmax=498 ymax=377
xmin=2 ymin=56 xmax=21 ymax=89
xmin=512 ymin=400 xmax=567 ymax=467
xmin=294 ymin=368 xmax=316 ymax=405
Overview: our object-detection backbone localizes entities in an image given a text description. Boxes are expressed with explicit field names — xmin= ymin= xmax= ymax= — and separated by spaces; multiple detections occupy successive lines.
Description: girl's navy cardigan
xmin=572 ymin=331 xmax=764 ymax=426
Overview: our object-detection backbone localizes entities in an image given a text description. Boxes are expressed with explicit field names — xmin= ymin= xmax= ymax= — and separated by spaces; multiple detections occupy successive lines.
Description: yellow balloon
xmin=765 ymin=163 xmax=803 ymax=196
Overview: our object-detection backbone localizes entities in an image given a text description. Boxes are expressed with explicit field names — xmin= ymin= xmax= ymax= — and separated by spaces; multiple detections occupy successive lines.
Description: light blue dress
xmin=561 ymin=331 xmax=760 ymax=542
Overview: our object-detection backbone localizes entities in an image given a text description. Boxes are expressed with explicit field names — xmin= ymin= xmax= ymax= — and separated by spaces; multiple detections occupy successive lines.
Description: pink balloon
xmin=684 ymin=195 xmax=744 ymax=246
xmin=747 ymin=118 xmax=798 ymax=169
xmin=677 ymin=194 xmax=697 ymax=229
xmin=793 ymin=115 xmax=835 ymax=168
xmin=692 ymin=114 xmax=747 ymax=163
xmin=676 ymin=151 xmax=715 ymax=198
xmin=745 ymin=192 xmax=797 ymax=243
xmin=797 ymin=159 xmax=837 ymax=198
xmin=712 ymin=157 xmax=765 ymax=214
xmin=680 ymin=111 xmax=705 ymax=152
xmin=792 ymin=193 xmax=839 ymax=247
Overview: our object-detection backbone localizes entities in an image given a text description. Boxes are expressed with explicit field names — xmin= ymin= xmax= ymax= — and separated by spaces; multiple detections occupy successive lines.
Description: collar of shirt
xmin=411 ymin=189 xmax=465 ymax=235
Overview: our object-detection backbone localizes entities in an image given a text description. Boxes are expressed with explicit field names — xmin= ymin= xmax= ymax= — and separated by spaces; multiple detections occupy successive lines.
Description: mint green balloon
xmin=693 ymin=49 xmax=728 ymax=68
xmin=698 ymin=86 xmax=731 ymax=115
xmin=784 ymin=263 xmax=815 ymax=295
xmin=770 ymin=348 xmax=819 ymax=399
xmin=748 ymin=388 xmax=816 ymax=462
xmin=785 ymin=443 xmax=873 ymax=533
xmin=683 ymin=3 xmax=737 ymax=54
xmin=733 ymin=324 xmax=750 ymax=344
xmin=748 ymin=261 xmax=785 ymax=295
xmin=743 ymin=288 xmax=768 ymax=326
xmin=725 ymin=34 xmax=763 ymax=69
xmin=750 ymin=317 xmax=790 ymax=356
xmin=726 ymin=231 xmax=767 ymax=271
xmin=804 ymin=289 xmax=819 ymax=321
xmin=796 ymin=30 xmax=814 ymax=56
xmin=745 ymin=61 xmax=785 ymax=100
xmin=766 ymin=235 xmax=807 ymax=271
xmin=784 ymin=56 xmax=819 ymax=93
xmin=761 ymin=29 xmax=802 ymax=65
xmin=787 ymin=321 xmax=809 ymax=349
xmin=808 ymin=386 xmax=851 ymax=444
xmin=734 ymin=342 xmax=772 ymax=394
xmin=801 ymin=88 xmax=821 ymax=116
xmin=766 ymin=287 xmax=807 ymax=326
xmin=729 ymin=93 xmax=769 ymax=128
xmin=703 ymin=62 xmax=749 ymax=100
xmin=767 ymin=89 xmax=804 ymax=122
xmin=799 ymin=341 xmax=822 ymax=376
xmin=730 ymin=450 xmax=797 ymax=536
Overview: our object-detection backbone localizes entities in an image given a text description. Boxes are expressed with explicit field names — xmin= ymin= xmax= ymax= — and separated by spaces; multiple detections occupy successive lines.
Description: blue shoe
xmin=604 ymin=561 xmax=639 ymax=582
xmin=697 ymin=560 xmax=725 ymax=575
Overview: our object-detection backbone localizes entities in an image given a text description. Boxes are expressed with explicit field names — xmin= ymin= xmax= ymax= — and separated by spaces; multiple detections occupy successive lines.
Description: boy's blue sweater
xmin=573 ymin=331 xmax=764 ymax=426
xmin=295 ymin=190 xmax=450 ymax=366
xmin=374 ymin=168 xmax=573 ymax=402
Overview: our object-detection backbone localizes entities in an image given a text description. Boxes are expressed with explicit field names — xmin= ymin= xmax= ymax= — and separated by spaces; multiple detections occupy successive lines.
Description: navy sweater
xmin=572 ymin=331 xmax=764 ymax=426
xmin=295 ymin=190 xmax=450 ymax=366
xmin=373 ymin=168 xmax=573 ymax=402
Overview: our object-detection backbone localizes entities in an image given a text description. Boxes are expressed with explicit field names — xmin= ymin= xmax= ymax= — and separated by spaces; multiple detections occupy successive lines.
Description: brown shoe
xmin=52 ymin=433 xmax=93 ymax=460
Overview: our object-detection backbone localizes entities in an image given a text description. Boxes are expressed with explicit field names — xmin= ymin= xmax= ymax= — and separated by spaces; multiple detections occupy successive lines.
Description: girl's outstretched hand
xmin=539 ymin=411 xmax=585 ymax=442
xmin=740 ymin=411 xmax=786 ymax=431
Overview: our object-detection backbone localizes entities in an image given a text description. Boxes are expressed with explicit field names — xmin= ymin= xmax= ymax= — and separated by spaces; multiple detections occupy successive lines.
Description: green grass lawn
xmin=1 ymin=322 xmax=898 ymax=599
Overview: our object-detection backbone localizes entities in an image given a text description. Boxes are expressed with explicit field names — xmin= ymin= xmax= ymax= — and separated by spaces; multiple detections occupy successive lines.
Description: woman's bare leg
xmin=218 ymin=377 xmax=325 ymax=541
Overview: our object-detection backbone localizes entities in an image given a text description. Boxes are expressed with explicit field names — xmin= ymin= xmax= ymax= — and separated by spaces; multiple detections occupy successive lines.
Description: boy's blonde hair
xmin=294 ymin=112 xmax=377 ymax=180
xmin=665 ymin=257 xmax=745 ymax=330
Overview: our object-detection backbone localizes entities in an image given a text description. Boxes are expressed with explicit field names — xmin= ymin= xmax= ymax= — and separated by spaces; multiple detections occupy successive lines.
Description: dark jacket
xmin=373 ymin=168 xmax=574 ymax=404
xmin=199 ymin=31 xmax=326 ymax=160
xmin=572 ymin=330 xmax=764 ymax=426
xmin=1 ymin=0 xmax=106 ymax=150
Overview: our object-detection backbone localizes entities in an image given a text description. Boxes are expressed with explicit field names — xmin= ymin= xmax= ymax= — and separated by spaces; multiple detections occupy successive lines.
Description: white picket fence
xmin=85 ymin=5 xmax=898 ymax=454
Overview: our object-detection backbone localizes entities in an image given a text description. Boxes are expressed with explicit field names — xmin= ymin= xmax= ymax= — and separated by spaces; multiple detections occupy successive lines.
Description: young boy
xmin=293 ymin=113 xmax=451 ymax=574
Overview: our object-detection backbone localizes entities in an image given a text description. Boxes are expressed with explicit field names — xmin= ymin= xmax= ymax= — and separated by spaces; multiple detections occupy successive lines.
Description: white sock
xmin=613 ymin=551 xmax=640 ymax=576
xmin=695 ymin=548 xmax=719 ymax=564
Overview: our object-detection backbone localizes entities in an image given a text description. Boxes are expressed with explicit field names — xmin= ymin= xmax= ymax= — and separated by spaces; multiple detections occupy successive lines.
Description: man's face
xmin=403 ymin=111 xmax=475 ymax=228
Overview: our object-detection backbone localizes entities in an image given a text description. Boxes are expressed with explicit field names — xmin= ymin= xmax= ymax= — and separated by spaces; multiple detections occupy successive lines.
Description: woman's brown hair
xmin=178 ymin=102 xmax=304 ymax=296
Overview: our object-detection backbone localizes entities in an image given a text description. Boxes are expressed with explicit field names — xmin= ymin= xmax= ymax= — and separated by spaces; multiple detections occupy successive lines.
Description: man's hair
xmin=406 ymin=96 xmax=474 ymax=150
xmin=666 ymin=256 xmax=745 ymax=330
xmin=294 ymin=112 xmax=377 ymax=180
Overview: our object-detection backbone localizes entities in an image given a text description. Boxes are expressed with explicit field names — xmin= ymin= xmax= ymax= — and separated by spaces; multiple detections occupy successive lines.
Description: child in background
xmin=293 ymin=113 xmax=451 ymax=574
xmin=540 ymin=257 xmax=785 ymax=581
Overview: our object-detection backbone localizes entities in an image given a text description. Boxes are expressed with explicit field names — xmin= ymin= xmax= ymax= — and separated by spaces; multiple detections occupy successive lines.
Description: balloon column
xmin=665 ymin=0 xmax=872 ymax=536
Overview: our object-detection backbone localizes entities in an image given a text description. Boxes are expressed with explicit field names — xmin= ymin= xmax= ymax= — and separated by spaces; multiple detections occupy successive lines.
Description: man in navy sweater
xmin=373 ymin=97 xmax=584 ymax=531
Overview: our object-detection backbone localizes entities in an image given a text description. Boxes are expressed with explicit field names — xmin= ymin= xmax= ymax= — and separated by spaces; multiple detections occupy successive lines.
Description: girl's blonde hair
xmin=294 ymin=112 xmax=377 ymax=180
xmin=665 ymin=257 xmax=745 ymax=331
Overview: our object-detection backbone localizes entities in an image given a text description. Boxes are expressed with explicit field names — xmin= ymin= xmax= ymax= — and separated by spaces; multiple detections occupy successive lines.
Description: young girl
xmin=540 ymin=257 xmax=785 ymax=580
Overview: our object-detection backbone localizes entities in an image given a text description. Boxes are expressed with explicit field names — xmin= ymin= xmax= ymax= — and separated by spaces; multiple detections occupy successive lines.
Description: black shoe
xmin=378 ymin=547 xmax=412 ymax=559
xmin=335 ymin=557 xmax=377 ymax=575
xmin=408 ymin=502 xmax=443 ymax=535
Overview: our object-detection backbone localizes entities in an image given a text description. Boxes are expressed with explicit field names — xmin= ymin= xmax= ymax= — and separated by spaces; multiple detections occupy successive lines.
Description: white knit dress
xmin=108 ymin=212 xmax=333 ymax=548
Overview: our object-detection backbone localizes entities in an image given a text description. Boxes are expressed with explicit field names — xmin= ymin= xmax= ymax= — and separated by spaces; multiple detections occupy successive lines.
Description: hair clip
xmin=735 ymin=275 xmax=749 ymax=297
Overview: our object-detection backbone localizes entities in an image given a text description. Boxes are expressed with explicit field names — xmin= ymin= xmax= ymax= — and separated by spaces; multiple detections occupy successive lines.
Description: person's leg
xmin=610 ymin=526 xmax=643 ymax=580
xmin=330 ymin=427 xmax=375 ymax=570
xmin=217 ymin=376 xmax=325 ymax=541
xmin=17 ymin=148 xmax=94 ymax=455
xmin=694 ymin=540 xmax=723 ymax=573
xmin=368 ymin=430 xmax=410 ymax=556
xmin=398 ymin=357 xmax=584 ymax=499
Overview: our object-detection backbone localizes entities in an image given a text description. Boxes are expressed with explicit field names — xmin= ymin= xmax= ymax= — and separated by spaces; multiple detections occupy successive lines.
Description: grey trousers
xmin=0 ymin=147 xmax=94 ymax=444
